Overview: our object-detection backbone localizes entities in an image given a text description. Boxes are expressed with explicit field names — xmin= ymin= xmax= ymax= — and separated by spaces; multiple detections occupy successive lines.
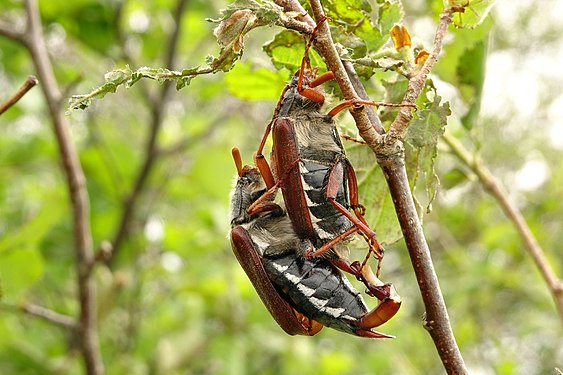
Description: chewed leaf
xmin=404 ymin=82 xmax=451 ymax=211
xmin=69 ymin=0 xmax=295 ymax=112
xmin=209 ymin=0 xmax=285 ymax=27
xmin=68 ymin=66 xmax=187 ymax=112
xmin=67 ymin=67 xmax=131 ymax=112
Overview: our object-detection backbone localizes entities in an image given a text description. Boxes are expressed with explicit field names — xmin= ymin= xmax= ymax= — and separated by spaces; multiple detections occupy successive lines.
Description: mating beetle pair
xmin=229 ymin=151 xmax=400 ymax=338
xmin=229 ymin=17 xmax=409 ymax=338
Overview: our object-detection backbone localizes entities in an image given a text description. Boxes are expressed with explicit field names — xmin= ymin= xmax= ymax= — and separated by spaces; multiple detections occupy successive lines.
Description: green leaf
xmin=263 ymin=30 xmax=325 ymax=72
xmin=225 ymin=63 xmax=288 ymax=100
xmin=0 ymin=197 xmax=66 ymax=255
xmin=379 ymin=78 xmax=409 ymax=123
xmin=324 ymin=0 xmax=403 ymax=56
xmin=458 ymin=40 xmax=487 ymax=128
xmin=433 ymin=17 xmax=490 ymax=129
xmin=325 ymin=0 xmax=372 ymax=24
xmin=354 ymin=1 xmax=403 ymax=53
xmin=346 ymin=143 xmax=402 ymax=245
xmin=0 ymin=248 xmax=44 ymax=299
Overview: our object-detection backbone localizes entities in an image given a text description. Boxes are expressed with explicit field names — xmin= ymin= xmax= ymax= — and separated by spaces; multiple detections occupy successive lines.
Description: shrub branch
xmin=444 ymin=133 xmax=563 ymax=326
xmin=277 ymin=1 xmax=469 ymax=373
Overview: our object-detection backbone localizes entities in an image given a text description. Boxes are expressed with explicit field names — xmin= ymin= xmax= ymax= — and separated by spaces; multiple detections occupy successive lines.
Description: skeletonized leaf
xmin=404 ymin=81 xmax=451 ymax=211
xmin=68 ymin=66 xmax=185 ymax=112
xmin=69 ymin=0 xmax=289 ymax=111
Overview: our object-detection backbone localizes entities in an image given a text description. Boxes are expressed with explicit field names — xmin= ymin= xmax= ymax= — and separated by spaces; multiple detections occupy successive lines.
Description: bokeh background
xmin=0 ymin=0 xmax=561 ymax=374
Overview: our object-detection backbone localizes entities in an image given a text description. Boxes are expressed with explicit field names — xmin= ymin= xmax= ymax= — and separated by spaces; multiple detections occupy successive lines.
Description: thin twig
xmin=22 ymin=303 xmax=78 ymax=329
xmin=387 ymin=6 xmax=463 ymax=140
xmin=0 ymin=75 xmax=38 ymax=115
xmin=377 ymin=144 xmax=467 ymax=374
xmin=288 ymin=1 xmax=468 ymax=373
xmin=0 ymin=302 xmax=77 ymax=329
xmin=22 ymin=0 xmax=103 ymax=373
xmin=0 ymin=19 xmax=25 ymax=42
xmin=108 ymin=0 xmax=189 ymax=265
xmin=443 ymin=133 xmax=563 ymax=325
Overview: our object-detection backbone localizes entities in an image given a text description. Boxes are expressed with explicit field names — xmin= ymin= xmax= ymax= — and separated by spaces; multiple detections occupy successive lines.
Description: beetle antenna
xmin=232 ymin=147 xmax=244 ymax=177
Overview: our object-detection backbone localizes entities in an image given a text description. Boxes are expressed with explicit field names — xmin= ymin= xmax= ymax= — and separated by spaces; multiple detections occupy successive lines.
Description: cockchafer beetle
xmin=229 ymin=148 xmax=401 ymax=338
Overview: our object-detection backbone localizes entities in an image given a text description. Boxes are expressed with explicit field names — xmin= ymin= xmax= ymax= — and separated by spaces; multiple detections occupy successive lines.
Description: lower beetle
xmin=229 ymin=148 xmax=401 ymax=338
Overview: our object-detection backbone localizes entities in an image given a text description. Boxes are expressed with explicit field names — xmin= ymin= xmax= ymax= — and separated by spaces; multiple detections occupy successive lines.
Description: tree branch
xmin=108 ymin=0 xmax=190 ymax=265
xmin=376 ymin=142 xmax=467 ymax=374
xmin=286 ymin=1 xmax=468 ymax=373
xmin=22 ymin=0 xmax=103 ymax=373
xmin=0 ymin=19 xmax=25 ymax=42
xmin=443 ymin=133 xmax=563 ymax=326
xmin=0 ymin=75 xmax=38 ymax=115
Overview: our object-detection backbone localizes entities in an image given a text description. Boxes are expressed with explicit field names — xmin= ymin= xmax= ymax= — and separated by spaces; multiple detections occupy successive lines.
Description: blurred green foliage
xmin=0 ymin=0 xmax=561 ymax=374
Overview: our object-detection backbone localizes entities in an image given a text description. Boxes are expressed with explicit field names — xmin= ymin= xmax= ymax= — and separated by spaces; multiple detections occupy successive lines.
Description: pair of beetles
xmin=228 ymin=20 xmax=406 ymax=338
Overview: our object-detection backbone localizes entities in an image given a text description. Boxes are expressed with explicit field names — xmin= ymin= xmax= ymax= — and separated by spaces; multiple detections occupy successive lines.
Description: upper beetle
xmin=248 ymin=18 xmax=414 ymax=289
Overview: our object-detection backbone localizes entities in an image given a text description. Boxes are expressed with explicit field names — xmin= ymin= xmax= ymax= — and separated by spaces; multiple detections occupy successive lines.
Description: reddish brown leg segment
xmin=328 ymin=98 xmax=417 ymax=118
xmin=355 ymin=265 xmax=401 ymax=338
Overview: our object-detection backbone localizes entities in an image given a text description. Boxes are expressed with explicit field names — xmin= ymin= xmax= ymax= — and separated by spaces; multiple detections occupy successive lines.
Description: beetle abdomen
xmin=264 ymin=252 xmax=370 ymax=336
xmin=300 ymin=160 xmax=353 ymax=241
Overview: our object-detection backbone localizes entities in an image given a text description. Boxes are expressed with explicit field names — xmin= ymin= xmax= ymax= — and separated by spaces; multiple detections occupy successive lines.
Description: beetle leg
xmin=296 ymin=71 xmax=337 ymax=103
xmin=329 ymin=160 xmax=385 ymax=260
xmin=247 ymin=155 xmax=304 ymax=217
xmin=309 ymin=71 xmax=336 ymax=88
xmin=254 ymin=152 xmax=276 ymax=190
xmin=292 ymin=309 xmax=324 ymax=336
xmin=327 ymin=98 xmax=417 ymax=118
xmin=254 ymin=119 xmax=277 ymax=189
xmin=343 ymin=158 xmax=386 ymax=274
xmin=303 ymin=227 xmax=388 ymax=297
xmin=340 ymin=134 xmax=367 ymax=145
xmin=246 ymin=183 xmax=279 ymax=216
xmin=355 ymin=264 xmax=401 ymax=336
xmin=301 ymin=158 xmax=384 ymax=263
xmin=296 ymin=16 xmax=331 ymax=103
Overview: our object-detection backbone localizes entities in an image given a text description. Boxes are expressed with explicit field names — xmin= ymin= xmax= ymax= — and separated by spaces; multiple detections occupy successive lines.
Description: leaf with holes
xmin=404 ymin=82 xmax=451 ymax=211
